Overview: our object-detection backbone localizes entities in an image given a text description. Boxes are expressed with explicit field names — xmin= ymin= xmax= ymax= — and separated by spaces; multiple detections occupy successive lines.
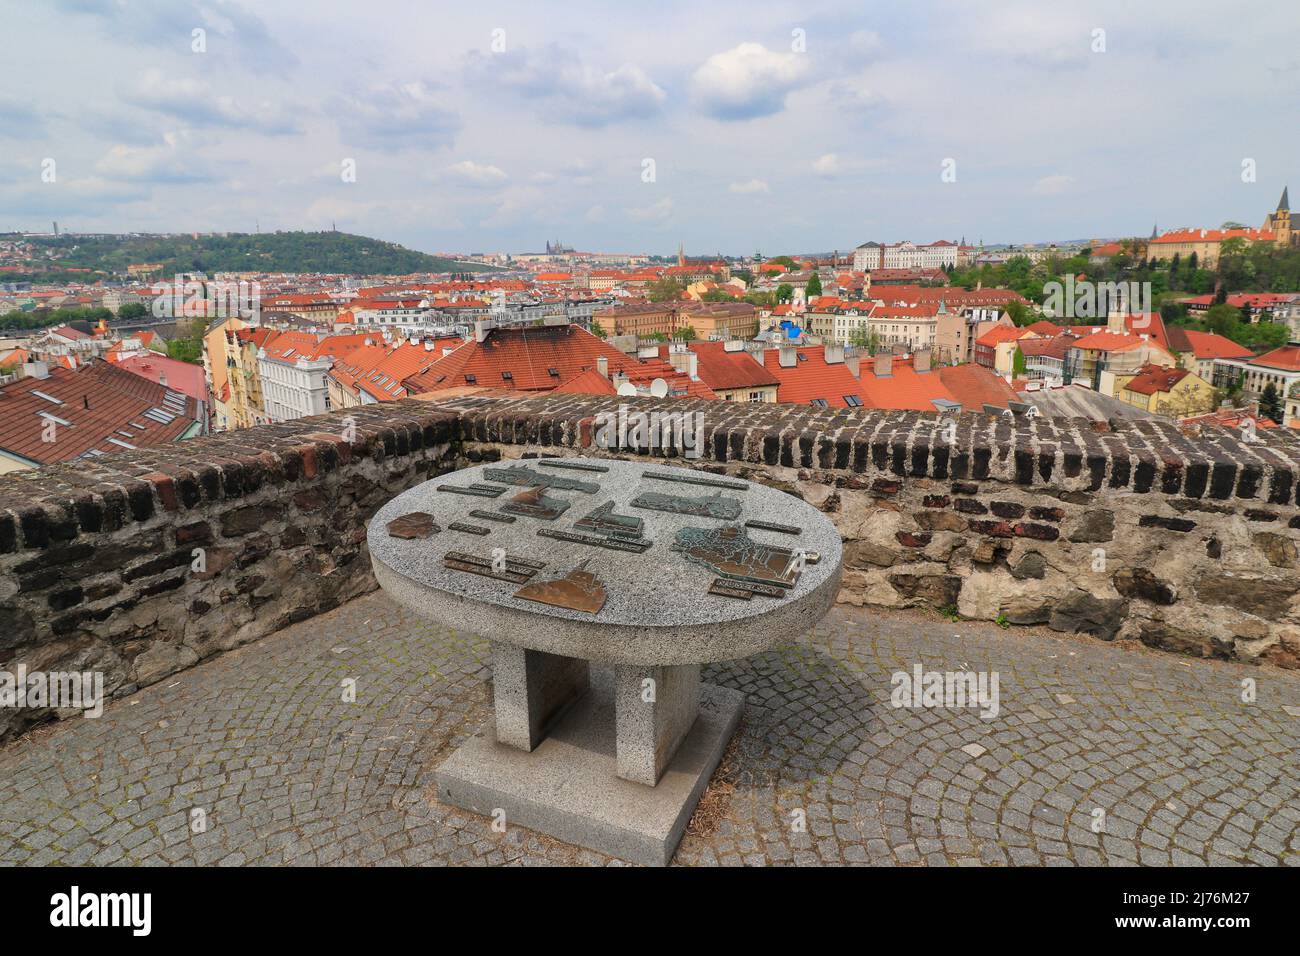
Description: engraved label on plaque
xmin=537 ymin=459 xmax=610 ymax=473
xmin=514 ymin=560 xmax=607 ymax=614
xmin=643 ymin=470 xmax=749 ymax=491
xmin=672 ymin=525 xmax=803 ymax=588
xmin=483 ymin=465 xmax=599 ymax=494
xmin=500 ymin=486 xmax=571 ymax=520
xmin=386 ymin=512 xmax=439 ymax=539
xmin=448 ymin=522 xmax=491 ymax=536
xmin=443 ymin=550 xmax=545 ymax=583
xmin=745 ymin=519 xmax=801 ymax=535
xmin=708 ymin=580 xmax=754 ymax=600
xmin=630 ymin=490 xmax=742 ymax=520
xmin=712 ymin=578 xmax=784 ymax=598
xmin=537 ymin=528 xmax=652 ymax=554
xmin=438 ymin=483 xmax=506 ymax=498
xmin=469 ymin=509 xmax=516 ymax=524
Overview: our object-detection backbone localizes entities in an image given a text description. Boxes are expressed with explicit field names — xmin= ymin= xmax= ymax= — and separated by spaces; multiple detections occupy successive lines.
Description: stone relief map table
xmin=368 ymin=456 xmax=843 ymax=865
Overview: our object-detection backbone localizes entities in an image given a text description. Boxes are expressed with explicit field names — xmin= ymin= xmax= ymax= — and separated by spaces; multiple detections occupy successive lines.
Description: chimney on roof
xmin=668 ymin=351 xmax=699 ymax=380
xmin=723 ymin=339 xmax=743 ymax=352
xmin=824 ymin=343 xmax=844 ymax=365
xmin=874 ymin=352 xmax=892 ymax=377
xmin=596 ymin=355 xmax=609 ymax=379
xmin=845 ymin=353 xmax=861 ymax=378
xmin=779 ymin=345 xmax=797 ymax=367
xmin=424 ymin=339 xmax=434 ymax=351
xmin=913 ymin=348 xmax=932 ymax=373
xmin=474 ymin=319 xmax=494 ymax=343
xmin=82 ymin=395 xmax=89 ymax=409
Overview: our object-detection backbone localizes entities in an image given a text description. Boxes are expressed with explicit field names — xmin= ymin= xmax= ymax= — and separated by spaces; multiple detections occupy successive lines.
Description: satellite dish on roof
xmin=617 ymin=382 xmax=638 ymax=397
xmin=649 ymin=378 xmax=669 ymax=398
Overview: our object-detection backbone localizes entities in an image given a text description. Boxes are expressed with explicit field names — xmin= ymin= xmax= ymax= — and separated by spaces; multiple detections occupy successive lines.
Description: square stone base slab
xmin=434 ymin=673 xmax=744 ymax=866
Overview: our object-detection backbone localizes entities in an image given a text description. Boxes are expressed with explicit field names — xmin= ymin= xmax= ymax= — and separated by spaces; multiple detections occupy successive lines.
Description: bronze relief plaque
xmin=500 ymin=485 xmax=571 ymax=520
xmin=672 ymin=525 xmax=804 ymax=588
xmin=630 ymin=490 xmax=742 ymax=520
xmin=387 ymin=512 xmax=439 ymax=539
xmin=514 ymin=560 xmax=607 ymax=614
xmin=574 ymin=500 xmax=645 ymax=539
xmin=483 ymin=465 xmax=600 ymax=494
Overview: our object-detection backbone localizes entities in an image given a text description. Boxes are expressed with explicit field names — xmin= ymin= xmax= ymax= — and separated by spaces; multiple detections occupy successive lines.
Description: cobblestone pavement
xmin=3 ymin=591 xmax=1299 ymax=867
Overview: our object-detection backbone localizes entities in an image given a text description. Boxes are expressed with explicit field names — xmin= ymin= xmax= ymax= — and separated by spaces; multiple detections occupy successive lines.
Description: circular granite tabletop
xmin=368 ymin=457 xmax=843 ymax=666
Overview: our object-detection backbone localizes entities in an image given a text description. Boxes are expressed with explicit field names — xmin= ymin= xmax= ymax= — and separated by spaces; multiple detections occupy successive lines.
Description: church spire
xmin=1279 ymin=186 xmax=1290 ymax=212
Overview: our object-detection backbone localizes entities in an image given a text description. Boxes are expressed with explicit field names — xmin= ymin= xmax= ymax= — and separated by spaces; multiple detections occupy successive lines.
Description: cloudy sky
xmin=2 ymin=0 xmax=1298 ymax=256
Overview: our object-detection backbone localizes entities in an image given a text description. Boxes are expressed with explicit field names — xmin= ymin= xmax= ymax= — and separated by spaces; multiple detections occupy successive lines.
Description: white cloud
xmin=122 ymin=69 xmax=299 ymax=133
xmin=444 ymin=161 xmax=508 ymax=186
xmin=812 ymin=153 xmax=842 ymax=178
xmin=468 ymin=46 xmax=665 ymax=127
xmin=335 ymin=81 xmax=459 ymax=151
xmin=691 ymin=43 xmax=812 ymax=120
xmin=94 ymin=134 xmax=218 ymax=184
xmin=848 ymin=31 xmax=885 ymax=58
xmin=729 ymin=178 xmax=770 ymax=194
xmin=627 ymin=197 xmax=673 ymax=222
xmin=1033 ymin=174 xmax=1076 ymax=196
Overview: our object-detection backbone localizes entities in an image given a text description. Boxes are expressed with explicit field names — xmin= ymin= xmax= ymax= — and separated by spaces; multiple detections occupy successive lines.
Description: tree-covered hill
xmin=6 ymin=231 xmax=503 ymax=277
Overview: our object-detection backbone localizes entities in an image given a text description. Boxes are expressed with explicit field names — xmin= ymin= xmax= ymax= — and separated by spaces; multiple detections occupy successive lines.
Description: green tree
xmin=1261 ymin=382 xmax=1283 ymax=423
xmin=1005 ymin=301 xmax=1033 ymax=326
xmin=116 ymin=302 xmax=148 ymax=320
xmin=673 ymin=324 xmax=697 ymax=342
xmin=848 ymin=327 xmax=880 ymax=354
xmin=590 ymin=318 xmax=607 ymax=339
xmin=1012 ymin=345 xmax=1027 ymax=377
xmin=1204 ymin=303 xmax=1241 ymax=338
xmin=646 ymin=277 xmax=685 ymax=302
xmin=806 ymin=273 xmax=823 ymax=297
xmin=775 ymin=283 xmax=793 ymax=303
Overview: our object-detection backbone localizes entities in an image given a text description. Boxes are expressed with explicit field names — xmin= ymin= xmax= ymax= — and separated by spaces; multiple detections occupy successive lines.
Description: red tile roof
xmin=113 ymin=354 xmax=208 ymax=405
xmin=974 ymin=326 xmax=1029 ymax=348
xmin=655 ymin=341 xmax=779 ymax=391
xmin=402 ymin=325 xmax=713 ymax=399
xmin=553 ymin=368 xmax=617 ymax=395
xmin=761 ymin=347 xmax=868 ymax=408
xmin=1123 ymin=363 xmax=1190 ymax=396
xmin=1152 ymin=227 xmax=1274 ymax=244
xmin=0 ymin=359 xmax=201 ymax=465
xmin=935 ymin=364 xmax=1019 ymax=410
xmin=761 ymin=347 xmax=1017 ymax=411
xmin=1070 ymin=330 xmax=1146 ymax=352
xmin=329 ymin=339 xmax=455 ymax=402
xmin=1180 ymin=329 xmax=1253 ymax=360
xmin=1250 ymin=345 xmax=1300 ymax=372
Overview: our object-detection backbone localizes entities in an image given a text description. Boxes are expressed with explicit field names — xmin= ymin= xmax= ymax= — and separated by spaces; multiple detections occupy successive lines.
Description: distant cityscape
xmin=1 ymin=185 xmax=1298 ymax=472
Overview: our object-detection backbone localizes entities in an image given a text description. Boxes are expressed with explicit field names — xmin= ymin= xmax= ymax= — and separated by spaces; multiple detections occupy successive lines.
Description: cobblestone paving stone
xmin=2 ymin=591 xmax=1299 ymax=867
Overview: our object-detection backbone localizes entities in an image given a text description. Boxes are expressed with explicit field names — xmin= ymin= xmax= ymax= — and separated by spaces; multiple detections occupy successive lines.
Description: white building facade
xmin=257 ymin=350 xmax=333 ymax=422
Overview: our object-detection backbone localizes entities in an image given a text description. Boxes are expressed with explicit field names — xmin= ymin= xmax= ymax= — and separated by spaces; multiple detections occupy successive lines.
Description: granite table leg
xmin=614 ymin=663 xmax=702 ymax=786
xmin=492 ymin=642 xmax=591 ymax=752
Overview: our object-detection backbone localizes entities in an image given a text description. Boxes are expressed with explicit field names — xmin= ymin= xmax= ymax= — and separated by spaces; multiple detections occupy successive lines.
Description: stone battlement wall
xmin=2 ymin=392 xmax=1298 ymax=740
